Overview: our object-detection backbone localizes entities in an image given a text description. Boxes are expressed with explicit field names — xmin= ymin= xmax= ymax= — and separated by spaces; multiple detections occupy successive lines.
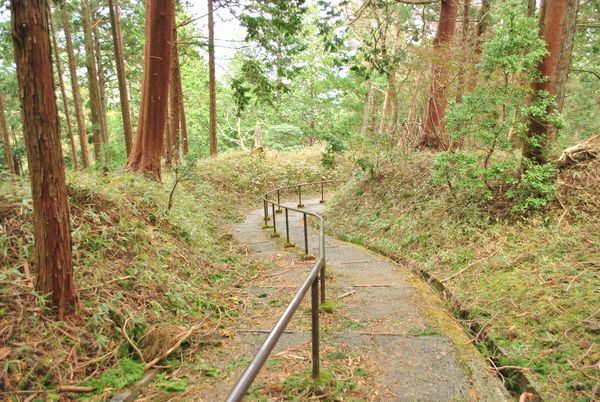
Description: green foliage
xmin=82 ymin=358 xmax=143 ymax=391
xmin=507 ymin=161 xmax=557 ymax=213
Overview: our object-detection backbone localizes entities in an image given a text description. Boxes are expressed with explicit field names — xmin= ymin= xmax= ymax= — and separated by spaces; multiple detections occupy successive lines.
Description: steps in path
xmin=200 ymin=198 xmax=510 ymax=401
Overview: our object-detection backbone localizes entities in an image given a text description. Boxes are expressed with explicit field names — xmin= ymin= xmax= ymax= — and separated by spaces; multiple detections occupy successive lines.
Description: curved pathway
xmin=202 ymin=198 xmax=509 ymax=401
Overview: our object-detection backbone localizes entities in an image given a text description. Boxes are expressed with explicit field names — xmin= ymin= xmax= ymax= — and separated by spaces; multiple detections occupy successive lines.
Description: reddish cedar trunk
xmin=165 ymin=106 xmax=172 ymax=166
xmin=11 ymin=0 xmax=77 ymax=318
xmin=108 ymin=0 xmax=133 ymax=155
xmin=49 ymin=15 xmax=79 ymax=170
xmin=208 ymin=0 xmax=217 ymax=157
xmin=523 ymin=0 xmax=578 ymax=164
xmin=420 ymin=0 xmax=458 ymax=150
xmin=169 ymin=30 xmax=180 ymax=163
xmin=93 ymin=21 xmax=109 ymax=146
xmin=0 ymin=95 xmax=16 ymax=175
xmin=60 ymin=0 xmax=91 ymax=168
xmin=178 ymin=66 xmax=189 ymax=155
xmin=126 ymin=0 xmax=175 ymax=180
xmin=82 ymin=0 xmax=104 ymax=161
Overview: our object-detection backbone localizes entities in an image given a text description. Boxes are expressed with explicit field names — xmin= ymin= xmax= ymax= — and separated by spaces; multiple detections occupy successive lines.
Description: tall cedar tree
xmin=0 ymin=94 xmax=16 ymax=175
xmin=208 ymin=0 xmax=217 ymax=157
xmin=93 ymin=22 xmax=109 ymax=145
xmin=49 ymin=15 xmax=79 ymax=170
xmin=523 ymin=0 xmax=578 ymax=164
xmin=60 ymin=0 xmax=91 ymax=168
xmin=108 ymin=0 xmax=133 ymax=155
xmin=82 ymin=0 xmax=104 ymax=160
xmin=126 ymin=0 xmax=175 ymax=180
xmin=420 ymin=0 xmax=458 ymax=150
xmin=169 ymin=27 xmax=181 ymax=163
xmin=11 ymin=0 xmax=77 ymax=318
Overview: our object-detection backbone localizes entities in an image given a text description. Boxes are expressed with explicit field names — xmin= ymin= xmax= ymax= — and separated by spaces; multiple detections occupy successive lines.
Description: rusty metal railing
xmin=226 ymin=180 xmax=343 ymax=402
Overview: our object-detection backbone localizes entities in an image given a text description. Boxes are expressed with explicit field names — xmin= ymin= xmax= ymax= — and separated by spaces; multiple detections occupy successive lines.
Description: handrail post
xmin=320 ymin=223 xmax=326 ymax=303
xmin=263 ymin=199 xmax=268 ymax=226
xmin=311 ymin=278 xmax=320 ymax=379
xmin=285 ymin=208 xmax=290 ymax=244
xmin=297 ymin=185 xmax=304 ymax=208
xmin=276 ymin=190 xmax=282 ymax=213
xmin=271 ymin=203 xmax=277 ymax=235
xmin=303 ymin=213 xmax=309 ymax=256
xmin=320 ymin=182 xmax=325 ymax=203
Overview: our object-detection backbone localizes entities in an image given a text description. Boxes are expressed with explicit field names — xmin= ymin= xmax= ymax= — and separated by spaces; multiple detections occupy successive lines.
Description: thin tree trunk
xmin=253 ymin=120 xmax=262 ymax=149
xmin=49 ymin=15 xmax=79 ymax=170
xmin=108 ymin=0 xmax=133 ymax=155
xmin=178 ymin=68 xmax=189 ymax=155
xmin=420 ymin=0 xmax=458 ymax=150
xmin=93 ymin=21 xmax=109 ymax=145
xmin=0 ymin=95 xmax=16 ymax=175
xmin=379 ymin=20 xmax=402 ymax=136
xmin=60 ymin=0 xmax=91 ymax=168
xmin=11 ymin=0 xmax=77 ymax=318
xmin=165 ymin=104 xmax=172 ymax=166
xmin=208 ymin=0 xmax=217 ymax=157
xmin=368 ymin=87 xmax=380 ymax=136
xmin=456 ymin=0 xmax=470 ymax=103
xmin=400 ymin=70 xmax=422 ymax=149
xmin=82 ymin=0 xmax=104 ymax=161
xmin=360 ymin=80 xmax=373 ymax=136
xmin=527 ymin=0 xmax=536 ymax=17
xmin=169 ymin=28 xmax=180 ymax=163
xmin=126 ymin=0 xmax=175 ymax=180
xmin=523 ymin=0 xmax=578 ymax=164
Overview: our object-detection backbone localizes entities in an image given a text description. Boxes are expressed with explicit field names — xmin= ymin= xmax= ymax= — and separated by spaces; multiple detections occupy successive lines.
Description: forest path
xmin=199 ymin=198 xmax=510 ymax=401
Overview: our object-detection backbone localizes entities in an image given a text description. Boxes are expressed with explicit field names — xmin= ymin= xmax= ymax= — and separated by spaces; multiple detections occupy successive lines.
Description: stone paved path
xmin=201 ymin=198 xmax=510 ymax=401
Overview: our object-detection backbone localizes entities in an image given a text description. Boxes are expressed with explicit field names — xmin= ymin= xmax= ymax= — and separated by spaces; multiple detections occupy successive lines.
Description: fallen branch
xmin=441 ymin=249 xmax=500 ymax=283
xmin=556 ymin=134 xmax=599 ymax=168
xmin=55 ymin=385 xmax=95 ymax=393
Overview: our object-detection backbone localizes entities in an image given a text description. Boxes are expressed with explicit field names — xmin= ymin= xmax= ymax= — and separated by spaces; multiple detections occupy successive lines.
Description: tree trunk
xmin=108 ymin=0 xmax=133 ymax=155
xmin=208 ymin=0 xmax=217 ymax=158
xmin=368 ymin=87 xmax=380 ymax=136
xmin=523 ymin=0 xmax=578 ymax=164
xmin=527 ymin=0 xmax=536 ymax=17
xmin=11 ymin=0 xmax=77 ymax=319
xmin=49 ymin=15 xmax=79 ymax=170
xmin=253 ymin=120 xmax=262 ymax=149
xmin=420 ymin=0 xmax=458 ymax=150
xmin=60 ymin=0 xmax=91 ymax=168
xmin=169 ymin=28 xmax=180 ymax=163
xmin=126 ymin=0 xmax=175 ymax=181
xmin=455 ymin=0 xmax=470 ymax=103
xmin=93 ymin=20 xmax=109 ymax=146
xmin=82 ymin=0 xmax=104 ymax=161
xmin=165 ymin=104 xmax=172 ymax=166
xmin=178 ymin=66 xmax=189 ymax=155
xmin=360 ymin=80 xmax=373 ymax=136
xmin=0 ymin=95 xmax=16 ymax=175
xmin=379 ymin=20 xmax=402 ymax=136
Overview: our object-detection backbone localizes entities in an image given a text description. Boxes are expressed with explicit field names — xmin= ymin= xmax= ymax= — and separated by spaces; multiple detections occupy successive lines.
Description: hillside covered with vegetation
xmin=1 ymin=0 xmax=599 ymax=400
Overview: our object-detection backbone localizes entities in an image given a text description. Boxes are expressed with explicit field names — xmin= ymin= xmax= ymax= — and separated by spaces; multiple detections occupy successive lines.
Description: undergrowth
xmin=325 ymin=151 xmax=599 ymax=401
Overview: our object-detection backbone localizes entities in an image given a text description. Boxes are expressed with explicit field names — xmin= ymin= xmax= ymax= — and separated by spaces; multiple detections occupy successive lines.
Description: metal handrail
xmin=226 ymin=180 xmax=343 ymax=402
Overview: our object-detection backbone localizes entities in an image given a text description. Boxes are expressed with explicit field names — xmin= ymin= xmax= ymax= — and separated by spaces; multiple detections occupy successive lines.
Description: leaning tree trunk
xmin=523 ymin=0 xmax=578 ymax=165
xmin=208 ymin=0 xmax=217 ymax=158
xmin=11 ymin=0 xmax=77 ymax=319
xmin=0 ymin=95 xmax=16 ymax=175
xmin=82 ymin=0 xmax=104 ymax=161
xmin=420 ymin=0 xmax=458 ymax=150
xmin=126 ymin=0 xmax=175 ymax=180
xmin=60 ymin=0 xmax=91 ymax=168
xmin=108 ymin=0 xmax=133 ymax=155
xmin=49 ymin=15 xmax=79 ymax=170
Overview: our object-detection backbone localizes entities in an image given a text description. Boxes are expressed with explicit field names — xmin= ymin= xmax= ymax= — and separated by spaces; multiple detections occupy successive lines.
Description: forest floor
xmin=323 ymin=151 xmax=600 ymax=401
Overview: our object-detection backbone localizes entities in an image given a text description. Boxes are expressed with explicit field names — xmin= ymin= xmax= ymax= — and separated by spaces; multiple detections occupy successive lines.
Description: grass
xmin=324 ymin=151 xmax=599 ymax=401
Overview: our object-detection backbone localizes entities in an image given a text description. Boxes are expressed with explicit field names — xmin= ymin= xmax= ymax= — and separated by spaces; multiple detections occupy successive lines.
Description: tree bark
xmin=379 ymin=20 xmax=402 ymax=136
xmin=108 ymin=0 xmax=133 ymax=155
xmin=126 ymin=0 xmax=175 ymax=181
xmin=169 ymin=29 xmax=180 ymax=163
xmin=0 ymin=94 xmax=16 ymax=175
xmin=11 ymin=0 xmax=77 ymax=319
xmin=93 ymin=20 xmax=109 ymax=146
xmin=49 ymin=15 xmax=79 ymax=170
xmin=420 ymin=0 xmax=458 ymax=150
xmin=455 ymin=0 xmax=470 ymax=103
xmin=208 ymin=0 xmax=217 ymax=158
xmin=178 ymin=65 xmax=189 ymax=155
xmin=527 ymin=0 xmax=536 ymax=17
xmin=60 ymin=0 xmax=91 ymax=168
xmin=82 ymin=0 xmax=104 ymax=161
xmin=523 ymin=0 xmax=578 ymax=164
